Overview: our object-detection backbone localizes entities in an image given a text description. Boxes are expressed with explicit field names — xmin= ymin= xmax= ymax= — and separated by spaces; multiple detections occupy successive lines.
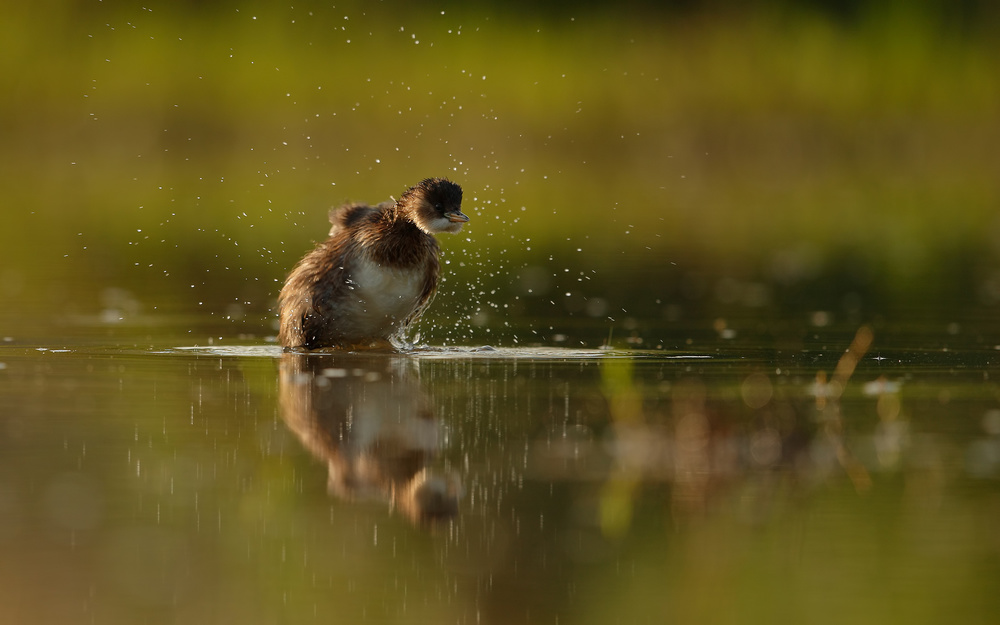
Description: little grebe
xmin=278 ymin=177 xmax=468 ymax=349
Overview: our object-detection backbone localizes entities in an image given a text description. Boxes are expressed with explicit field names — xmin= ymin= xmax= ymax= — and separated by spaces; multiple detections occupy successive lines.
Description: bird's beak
xmin=446 ymin=210 xmax=470 ymax=223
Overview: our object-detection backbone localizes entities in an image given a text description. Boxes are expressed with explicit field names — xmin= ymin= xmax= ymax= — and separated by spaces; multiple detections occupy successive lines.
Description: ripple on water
xmin=170 ymin=344 xmax=713 ymax=361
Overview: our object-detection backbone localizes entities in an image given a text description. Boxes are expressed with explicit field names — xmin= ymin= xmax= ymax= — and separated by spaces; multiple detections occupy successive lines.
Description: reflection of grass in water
xmin=2 ymin=2 xmax=999 ymax=328
xmin=577 ymin=327 xmax=999 ymax=624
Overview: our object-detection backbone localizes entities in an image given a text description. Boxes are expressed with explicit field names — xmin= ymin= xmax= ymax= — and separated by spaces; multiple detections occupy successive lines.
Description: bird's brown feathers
xmin=278 ymin=180 xmax=461 ymax=349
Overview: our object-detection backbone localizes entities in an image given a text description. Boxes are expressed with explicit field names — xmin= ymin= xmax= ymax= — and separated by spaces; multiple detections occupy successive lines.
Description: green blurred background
xmin=3 ymin=0 xmax=999 ymax=345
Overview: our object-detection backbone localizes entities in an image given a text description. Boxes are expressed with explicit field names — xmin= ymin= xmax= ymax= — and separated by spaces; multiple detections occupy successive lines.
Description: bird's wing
xmin=278 ymin=236 xmax=355 ymax=349
xmin=401 ymin=251 xmax=440 ymax=333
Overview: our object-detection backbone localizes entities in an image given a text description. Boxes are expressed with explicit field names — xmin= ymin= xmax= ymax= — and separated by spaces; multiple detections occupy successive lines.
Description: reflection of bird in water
xmin=278 ymin=178 xmax=468 ymax=349
xmin=279 ymin=353 xmax=461 ymax=523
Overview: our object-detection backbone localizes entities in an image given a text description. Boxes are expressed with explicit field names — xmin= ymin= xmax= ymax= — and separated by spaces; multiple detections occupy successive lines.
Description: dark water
xmin=2 ymin=322 xmax=999 ymax=624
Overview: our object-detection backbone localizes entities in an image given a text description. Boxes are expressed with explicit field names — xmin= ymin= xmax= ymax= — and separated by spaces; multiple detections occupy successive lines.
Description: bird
xmin=278 ymin=177 xmax=468 ymax=349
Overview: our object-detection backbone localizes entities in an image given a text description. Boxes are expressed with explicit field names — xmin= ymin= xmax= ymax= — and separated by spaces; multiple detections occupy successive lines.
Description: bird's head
xmin=399 ymin=177 xmax=468 ymax=234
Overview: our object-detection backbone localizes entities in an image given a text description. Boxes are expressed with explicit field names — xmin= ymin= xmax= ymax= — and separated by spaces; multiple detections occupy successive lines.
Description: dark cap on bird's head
xmin=402 ymin=177 xmax=469 ymax=234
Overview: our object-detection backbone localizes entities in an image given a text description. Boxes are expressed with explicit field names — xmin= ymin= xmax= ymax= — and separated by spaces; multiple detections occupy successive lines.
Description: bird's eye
xmin=434 ymin=203 xmax=443 ymax=211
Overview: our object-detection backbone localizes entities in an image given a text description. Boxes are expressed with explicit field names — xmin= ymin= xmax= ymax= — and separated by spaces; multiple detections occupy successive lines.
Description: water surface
xmin=2 ymin=323 xmax=999 ymax=624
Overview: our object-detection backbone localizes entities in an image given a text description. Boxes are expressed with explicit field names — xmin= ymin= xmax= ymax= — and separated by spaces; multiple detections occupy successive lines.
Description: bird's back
xmin=328 ymin=202 xmax=380 ymax=236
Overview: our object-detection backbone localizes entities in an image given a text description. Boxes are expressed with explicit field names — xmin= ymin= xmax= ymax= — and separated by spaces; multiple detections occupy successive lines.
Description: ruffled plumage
xmin=279 ymin=178 xmax=467 ymax=349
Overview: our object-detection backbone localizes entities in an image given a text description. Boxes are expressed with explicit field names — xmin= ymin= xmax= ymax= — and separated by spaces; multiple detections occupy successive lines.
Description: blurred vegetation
xmin=2 ymin=0 xmax=999 ymax=343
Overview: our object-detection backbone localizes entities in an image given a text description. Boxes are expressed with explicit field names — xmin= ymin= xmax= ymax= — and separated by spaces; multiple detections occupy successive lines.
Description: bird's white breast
xmin=344 ymin=257 xmax=425 ymax=336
